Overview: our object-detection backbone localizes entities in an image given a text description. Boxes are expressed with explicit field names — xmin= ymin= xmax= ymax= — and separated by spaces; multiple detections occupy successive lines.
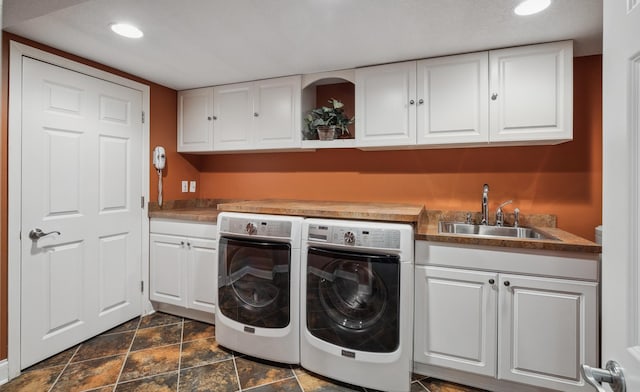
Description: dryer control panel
xmin=307 ymin=223 xmax=402 ymax=250
xmin=219 ymin=216 xmax=292 ymax=238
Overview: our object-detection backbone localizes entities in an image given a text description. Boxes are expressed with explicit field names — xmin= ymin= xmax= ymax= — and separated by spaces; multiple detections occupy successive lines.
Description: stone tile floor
xmin=0 ymin=312 xmax=486 ymax=392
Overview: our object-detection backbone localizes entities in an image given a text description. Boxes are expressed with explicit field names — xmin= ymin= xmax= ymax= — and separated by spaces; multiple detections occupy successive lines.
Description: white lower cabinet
xmin=414 ymin=242 xmax=599 ymax=392
xmin=415 ymin=266 xmax=498 ymax=377
xmin=149 ymin=220 xmax=217 ymax=321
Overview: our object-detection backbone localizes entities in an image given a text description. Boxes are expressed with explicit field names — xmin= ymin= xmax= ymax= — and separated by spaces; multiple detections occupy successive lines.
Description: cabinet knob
xmin=504 ymin=281 xmax=510 ymax=287
xmin=409 ymin=99 xmax=415 ymax=105
xmin=207 ymin=116 xmax=212 ymax=121
xmin=488 ymin=279 xmax=495 ymax=284
xmin=254 ymin=112 xmax=259 ymax=117
xmin=491 ymin=93 xmax=498 ymax=100
xmin=180 ymin=241 xmax=185 ymax=246
xmin=418 ymin=99 xmax=424 ymax=104
xmin=187 ymin=242 xmax=191 ymax=247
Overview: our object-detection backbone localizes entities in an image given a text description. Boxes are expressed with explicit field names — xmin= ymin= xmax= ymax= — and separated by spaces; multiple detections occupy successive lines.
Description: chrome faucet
xmin=495 ymin=200 xmax=513 ymax=227
xmin=481 ymin=184 xmax=489 ymax=225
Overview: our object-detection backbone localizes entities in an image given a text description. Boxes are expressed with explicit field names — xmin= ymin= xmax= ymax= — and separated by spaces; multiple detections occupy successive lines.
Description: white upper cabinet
xmin=213 ymin=82 xmax=253 ymax=150
xmin=213 ymin=75 xmax=301 ymax=151
xmin=416 ymin=52 xmax=489 ymax=146
xmin=177 ymin=87 xmax=214 ymax=152
xmin=355 ymin=62 xmax=417 ymax=147
xmin=489 ymin=41 xmax=573 ymax=144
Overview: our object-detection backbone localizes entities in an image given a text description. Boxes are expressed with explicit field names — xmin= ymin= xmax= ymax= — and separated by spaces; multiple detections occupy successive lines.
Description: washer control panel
xmin=219 ymin=216 xmax=292 ymax=238
xmin=307 ymin=224 xmax=402 ymax=249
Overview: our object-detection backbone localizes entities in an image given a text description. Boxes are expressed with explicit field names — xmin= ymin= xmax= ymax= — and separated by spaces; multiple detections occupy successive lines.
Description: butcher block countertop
xmin=149 ymin=199 xmax=601 ymax=254
xmin=217 ymin=199 xmax=425 ymax=223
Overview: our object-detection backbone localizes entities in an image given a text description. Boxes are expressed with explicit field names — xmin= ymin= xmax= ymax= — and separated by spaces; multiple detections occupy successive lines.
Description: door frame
xmin=7 ymin=41 xmax=152 ymax=379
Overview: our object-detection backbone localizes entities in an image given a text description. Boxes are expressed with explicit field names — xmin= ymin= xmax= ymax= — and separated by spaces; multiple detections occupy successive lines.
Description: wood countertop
xmin=148 ymin=199 xmax=601 ymax=254
xmin=217 ymin=199 xmax=425 ymax=223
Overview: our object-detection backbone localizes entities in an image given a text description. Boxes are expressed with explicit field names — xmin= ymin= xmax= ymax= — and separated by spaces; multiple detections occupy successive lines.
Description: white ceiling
xmin=3 ymin=0 xmax=603 ymax=91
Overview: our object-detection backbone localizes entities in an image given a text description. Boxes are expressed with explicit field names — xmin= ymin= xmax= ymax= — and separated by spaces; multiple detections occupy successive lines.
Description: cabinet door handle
xmin=254 ymin=112 xmax=259 ymax=117
xmin=418 ymin=99 xmax=424 ymax=104
xmin=409 ymin=99 xmax=415 ymax=105
xmin=488 ymin=279 xmax=495 ymax=284
xmin=491 ymin=93 xmax=498 ymax=100
xmin=504 ymin=281 xmax=510 ymax=287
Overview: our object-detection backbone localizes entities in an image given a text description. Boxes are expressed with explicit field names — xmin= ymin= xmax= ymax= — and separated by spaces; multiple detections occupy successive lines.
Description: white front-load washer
xmin=216 ymin=212 xmax=303 ymax=364
xmin=300 ymin=218 xmax=414 ymax=392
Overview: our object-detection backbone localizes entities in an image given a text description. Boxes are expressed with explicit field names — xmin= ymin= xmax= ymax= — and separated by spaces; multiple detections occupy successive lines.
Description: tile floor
xmin=0 ymin=312 xmax=486 ymax=392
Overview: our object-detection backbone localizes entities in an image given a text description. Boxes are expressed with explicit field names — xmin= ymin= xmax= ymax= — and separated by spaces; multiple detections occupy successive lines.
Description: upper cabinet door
xmin=177 ymin=87 xmax=214 ymax=152
xmin=213 ymin=82 xmax=253 ymax=151
xmin=355 ymin=62 xmax=417 ymax=147
xmin=253 ymin=75 xmax=302 ymax=149
xmin=489 ymin=41 xmax=573 ymax=144
xmin=417 ymin=52 xmax=489 ymax=146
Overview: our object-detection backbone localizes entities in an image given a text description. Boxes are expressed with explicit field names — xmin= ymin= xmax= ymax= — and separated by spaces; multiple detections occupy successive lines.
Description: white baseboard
xmin=0 ymin=359 xmax=9 ymax=385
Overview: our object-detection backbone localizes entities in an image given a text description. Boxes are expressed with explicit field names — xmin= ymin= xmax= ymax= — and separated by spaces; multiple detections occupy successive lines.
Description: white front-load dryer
xmin=216 ymin=212 xmax=303 ymax=364
xmin=300 ymin=218 xmax=414 ymax=392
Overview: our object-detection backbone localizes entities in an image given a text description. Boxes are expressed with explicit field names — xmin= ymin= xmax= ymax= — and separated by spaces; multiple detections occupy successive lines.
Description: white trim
xmin=0 ymin=360 xmax=8 ymax=385
xmin=7 ymin=41 xmax=151 ymax=379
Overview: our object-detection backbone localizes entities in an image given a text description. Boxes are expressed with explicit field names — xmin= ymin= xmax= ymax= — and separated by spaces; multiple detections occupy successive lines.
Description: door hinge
xmin=140 ymin=281 xmax=144 ymax=293
xmin=141 ymin=111 xmax=145 ymax=124
xmin=141 ymin=196 xmax=145 ymax=209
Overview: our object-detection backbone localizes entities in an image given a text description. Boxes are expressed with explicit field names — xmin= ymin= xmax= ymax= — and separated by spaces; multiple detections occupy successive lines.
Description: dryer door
xmin=306 ymin=246 xmax=400 ymax=353
xmin=218 ymin=237 xmax=291 ymax=328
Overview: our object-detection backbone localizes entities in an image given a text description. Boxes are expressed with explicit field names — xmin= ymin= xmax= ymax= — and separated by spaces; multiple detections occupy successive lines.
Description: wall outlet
xmin=189 ymin=181 xmax=196 ymax=193
xmin=181 ymin=181 xmax=188 ymax=192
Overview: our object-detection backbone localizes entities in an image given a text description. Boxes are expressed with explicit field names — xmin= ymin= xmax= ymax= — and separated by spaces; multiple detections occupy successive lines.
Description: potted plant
xmin=303 ymin=98 xmax=354 ymax=140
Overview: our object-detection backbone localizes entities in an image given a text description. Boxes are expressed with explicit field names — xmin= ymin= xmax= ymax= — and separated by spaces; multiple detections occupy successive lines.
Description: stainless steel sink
xmin=438 ymin=221 xmax=558 ymax=241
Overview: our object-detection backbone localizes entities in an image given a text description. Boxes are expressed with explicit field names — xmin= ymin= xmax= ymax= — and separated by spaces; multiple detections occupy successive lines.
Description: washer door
xmin=306 ymin=247 xmax=400 ymax=353
xmin=218 ymin=237 xmax=291 ymax=328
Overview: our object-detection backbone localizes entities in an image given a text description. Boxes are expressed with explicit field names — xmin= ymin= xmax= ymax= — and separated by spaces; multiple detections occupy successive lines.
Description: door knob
xmin=29 ymin=228 xmax=61 ymax=240
xmin=581 ymin=361 xmax=626 ymax=392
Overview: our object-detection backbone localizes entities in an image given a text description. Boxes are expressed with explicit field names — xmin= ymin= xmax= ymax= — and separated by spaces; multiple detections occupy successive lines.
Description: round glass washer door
xmin=318 ymin=258 xmax=388 ymax=330
xmin=228 ymin=247 xmax=283 ymax=308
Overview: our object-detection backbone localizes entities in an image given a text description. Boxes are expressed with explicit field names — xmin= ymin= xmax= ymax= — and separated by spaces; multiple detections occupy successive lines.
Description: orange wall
xmin=0 ymin=33 xmax=192 ymax=360
xmin=195 ymin=55 xmax=602 ymax=240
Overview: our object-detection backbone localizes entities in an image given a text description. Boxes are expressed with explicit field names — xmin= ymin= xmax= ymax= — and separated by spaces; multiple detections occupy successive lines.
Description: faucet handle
xmin=497 ymin=199 xmax=513 ymax=209
xmin=495 ymin=200 xmax=513 ymax=227
xmin=514 ymin=208 xmax=520 ymax=228
xmin=466 ymin=212 xmax=473 ymax=224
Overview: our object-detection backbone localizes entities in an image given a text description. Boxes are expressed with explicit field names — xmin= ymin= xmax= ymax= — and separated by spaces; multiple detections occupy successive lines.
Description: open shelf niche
xmin=301 ymin=69 xmax=356 ymax=149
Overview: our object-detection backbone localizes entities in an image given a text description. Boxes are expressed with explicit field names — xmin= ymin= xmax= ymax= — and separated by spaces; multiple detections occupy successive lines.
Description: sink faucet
xmin=495 ymin=200 xmax=513 ymax=227
xmin=481 ymin=184 xmax=489 ymax=225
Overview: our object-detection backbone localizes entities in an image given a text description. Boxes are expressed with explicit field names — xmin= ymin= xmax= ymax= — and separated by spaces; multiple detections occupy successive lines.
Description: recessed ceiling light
xmin=514 ymin=0 xmax=551 ymax=16
xmin=110 ymin=23 xmax=144 ymax=39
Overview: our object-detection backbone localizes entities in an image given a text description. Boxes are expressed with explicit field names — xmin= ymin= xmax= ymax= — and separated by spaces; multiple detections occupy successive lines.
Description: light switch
xmin=181 ymin=181 xmax=188 ymax=192
xmin=189 ymin=181 xmax=196 ymax=193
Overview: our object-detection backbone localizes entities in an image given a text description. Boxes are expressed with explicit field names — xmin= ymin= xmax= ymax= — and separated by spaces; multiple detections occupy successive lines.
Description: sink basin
xmin=438 ymin=222 xmax=558 ymax=241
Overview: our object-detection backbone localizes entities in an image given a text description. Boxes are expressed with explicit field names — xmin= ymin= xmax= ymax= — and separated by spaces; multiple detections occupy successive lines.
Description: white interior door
xmin=599 ymin=1 xmax=640 ymax=391
xmin=20 ymin=57 xmax=143 ymax=368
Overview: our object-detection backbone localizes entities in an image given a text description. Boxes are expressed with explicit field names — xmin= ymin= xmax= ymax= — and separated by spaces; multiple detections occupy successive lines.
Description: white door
xmin=598 ymin=0 xmax=640 ymax=391
xmin=20 ymin=57 xmax=142 ymax=368
xmin=355 ymin=61 xmax=417 ymax=147
xmin=213 ymin=82 xmax=253 ymax=151
xmin=177 ymin=87 xmax=214 ymax=152
xmin=488 ymin=41 xmax=572 ymax=144
xmin=253 ymin=76 xmax=301 ymax=149
xmin=414 ymin=266 xmax=498 ymax=377
xmin=149 ymin=234 xmax=188 ymax=307
xmin=499 ymin=275 xmax=597 ymax=392
xmin=416 ymin=52 xmax=489 ymax=146
xmin=187 ymin=237 xmax=217 ymax=313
